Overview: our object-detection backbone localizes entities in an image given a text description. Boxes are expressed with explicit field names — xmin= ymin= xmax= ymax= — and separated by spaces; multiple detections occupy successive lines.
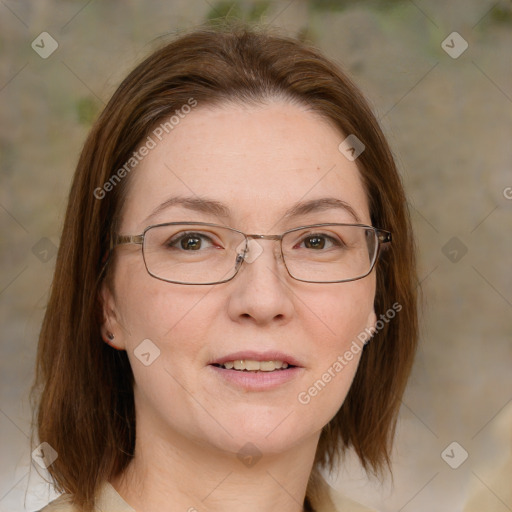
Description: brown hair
xmin=32 ymin=22 xmax=417 ymax=511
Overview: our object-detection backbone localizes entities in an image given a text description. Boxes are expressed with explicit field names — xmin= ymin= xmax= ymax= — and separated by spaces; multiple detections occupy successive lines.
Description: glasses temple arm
xmin=110 ymin=234 xmax=144 ymax=249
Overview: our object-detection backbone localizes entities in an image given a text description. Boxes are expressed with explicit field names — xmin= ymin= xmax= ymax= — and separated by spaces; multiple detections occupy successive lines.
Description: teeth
xmin=219 ymin=360 xmax=290 ymax=371
xmin=245 ymin=360 xmax=261 ymax=371
xmin=259 ymin=361 xmax=278 ymax=371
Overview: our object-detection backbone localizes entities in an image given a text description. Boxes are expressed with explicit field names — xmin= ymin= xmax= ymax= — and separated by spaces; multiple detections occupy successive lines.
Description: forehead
xmin=121 ymin=101 xmax=370 ymax=232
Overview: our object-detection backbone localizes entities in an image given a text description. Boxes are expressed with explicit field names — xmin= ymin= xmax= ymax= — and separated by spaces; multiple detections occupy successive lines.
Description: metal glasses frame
xmin=109 ymin=221 xmax=392 ymax=285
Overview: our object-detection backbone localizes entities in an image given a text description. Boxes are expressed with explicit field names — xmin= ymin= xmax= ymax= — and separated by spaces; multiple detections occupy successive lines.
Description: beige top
xmin=38 ymin=472 xmax=375 ymax=512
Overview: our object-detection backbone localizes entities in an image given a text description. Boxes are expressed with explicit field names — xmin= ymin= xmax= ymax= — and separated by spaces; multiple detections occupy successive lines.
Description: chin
xmin=223 ymin=418 xmax=314 ymax=455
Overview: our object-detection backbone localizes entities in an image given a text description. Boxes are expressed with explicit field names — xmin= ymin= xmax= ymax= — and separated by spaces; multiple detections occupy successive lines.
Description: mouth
xmin=207 ymin=351 xmax=303 ymax=390
xmin=209 ymin=350 xmax=302 ymax=372
xmin=211 ymin=360 xmax=295 ymax=372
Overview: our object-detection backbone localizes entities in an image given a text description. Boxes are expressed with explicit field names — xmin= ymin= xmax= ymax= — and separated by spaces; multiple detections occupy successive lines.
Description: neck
xmin=111 ymin=416 xmax=321 ymax=512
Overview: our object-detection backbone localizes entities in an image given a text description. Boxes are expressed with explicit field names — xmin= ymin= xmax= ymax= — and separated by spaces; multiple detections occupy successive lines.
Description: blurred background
xmin=1 ymin=1 xmax=511 ymax=511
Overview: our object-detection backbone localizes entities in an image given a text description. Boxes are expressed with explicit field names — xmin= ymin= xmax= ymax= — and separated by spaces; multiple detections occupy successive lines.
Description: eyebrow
xmin=144 ymin=196 xmax=230 ymax=224
xmin=283 ymin=197 xmax=361 ymax=223
xmin=144 ymin=195 xmax=361 ymax=225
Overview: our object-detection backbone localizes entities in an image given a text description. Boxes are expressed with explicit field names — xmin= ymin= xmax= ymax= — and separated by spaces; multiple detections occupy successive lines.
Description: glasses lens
xmin=282 ymin=225 xmax=378 ymax=282
xmin=142 ymin=224 xmax=245 ymax=284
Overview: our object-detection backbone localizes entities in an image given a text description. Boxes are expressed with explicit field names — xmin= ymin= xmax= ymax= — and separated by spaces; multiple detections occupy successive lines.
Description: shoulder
xmin=39 ymin=478 xmax=376 ymax=512
xmin=36 ymin=481 xmax=135 ymax=512
xmin=36 ymin=493 xmax=78 ymax=512
xmin=307 ymin=470 xmax=377 ymax=512
xmin=328 ymin=485 xmax=377 ymax=512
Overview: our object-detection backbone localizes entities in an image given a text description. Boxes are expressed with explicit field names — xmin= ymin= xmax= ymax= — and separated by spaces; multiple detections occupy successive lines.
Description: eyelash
xmin=166 ymin=232 xmax=218 ymax=249
xmin=165 ymin=231 xmax=345 ymax=251
xmin=296 ymin=233 xmax=343 ymax=249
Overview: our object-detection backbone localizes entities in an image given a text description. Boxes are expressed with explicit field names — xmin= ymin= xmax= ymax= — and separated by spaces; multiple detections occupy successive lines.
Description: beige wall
xmin=0 ymin=1 xmax=511 ymax=511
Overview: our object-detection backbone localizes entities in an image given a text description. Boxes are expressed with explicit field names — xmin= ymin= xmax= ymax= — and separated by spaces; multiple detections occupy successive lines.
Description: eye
xmin=167 ymin=232 xmax=216 ymax=251
xmin=297 ymin=233 xmax=342 ymax=250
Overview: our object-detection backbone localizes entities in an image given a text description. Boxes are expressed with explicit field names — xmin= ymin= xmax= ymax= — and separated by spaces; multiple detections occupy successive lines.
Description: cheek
xmin=295 ymin=278 xmax=375 ymax=416
xmin=303 ymin=277 xmax=376 ymax=351
xmin=113 ymin=258 xmax=213 ymax=350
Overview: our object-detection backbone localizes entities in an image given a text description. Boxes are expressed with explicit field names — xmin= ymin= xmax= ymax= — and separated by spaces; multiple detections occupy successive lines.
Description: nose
xmin=226 ymin=238 xmax=295 ymax=325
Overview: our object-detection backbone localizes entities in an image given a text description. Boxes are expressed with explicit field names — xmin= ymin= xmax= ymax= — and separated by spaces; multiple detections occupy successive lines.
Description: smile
xmin=208 ymin=351 xmax=304 ymax=390
xmin=212 ymin=360 xmax=292 ymax=372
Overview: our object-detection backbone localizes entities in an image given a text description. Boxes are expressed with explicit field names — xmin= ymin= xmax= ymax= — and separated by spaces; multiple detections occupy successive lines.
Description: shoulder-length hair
xmin=32 ymin=22 xmax=417 ymax=512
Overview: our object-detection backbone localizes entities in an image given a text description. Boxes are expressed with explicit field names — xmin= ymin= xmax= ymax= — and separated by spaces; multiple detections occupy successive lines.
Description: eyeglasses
xmin=110 ymin=222 xmax=391 ymax=285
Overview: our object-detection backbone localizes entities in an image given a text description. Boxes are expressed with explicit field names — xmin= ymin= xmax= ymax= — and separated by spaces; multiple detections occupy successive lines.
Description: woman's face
xmin=102 ymin=100 xmax=377 ymax=457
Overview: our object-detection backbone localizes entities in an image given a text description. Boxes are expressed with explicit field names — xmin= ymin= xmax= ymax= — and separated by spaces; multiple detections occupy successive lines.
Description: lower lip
xmin=208 ymin=365 xmax=303 ymax=391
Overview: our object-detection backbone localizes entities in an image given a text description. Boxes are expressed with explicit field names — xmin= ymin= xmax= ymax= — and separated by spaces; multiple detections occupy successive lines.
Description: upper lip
xmin=209 ymin=350 xmax=303 ymax=367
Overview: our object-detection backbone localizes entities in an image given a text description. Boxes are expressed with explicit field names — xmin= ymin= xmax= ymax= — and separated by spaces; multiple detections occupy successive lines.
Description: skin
xmin=101 ymin=100 xmax=377 ymax=512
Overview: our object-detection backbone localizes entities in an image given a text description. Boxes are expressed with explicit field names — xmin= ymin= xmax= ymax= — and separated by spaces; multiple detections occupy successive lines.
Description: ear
xmin=366 ymin=307 xmax=377 ymax=333
xmin=99 ymin=282 xmax=126 ymax=351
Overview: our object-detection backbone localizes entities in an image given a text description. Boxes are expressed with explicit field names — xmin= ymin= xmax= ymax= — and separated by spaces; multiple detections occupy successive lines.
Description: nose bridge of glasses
xmin=247 ymin=233 xmax=282 ymax=242
xmin=236 ymin=233 xmax=284 ymax=265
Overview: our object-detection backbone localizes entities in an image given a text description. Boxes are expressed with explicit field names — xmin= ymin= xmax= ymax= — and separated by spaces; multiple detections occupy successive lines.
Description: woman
xmin=33 ymin=23 xmax=418 ymax=512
